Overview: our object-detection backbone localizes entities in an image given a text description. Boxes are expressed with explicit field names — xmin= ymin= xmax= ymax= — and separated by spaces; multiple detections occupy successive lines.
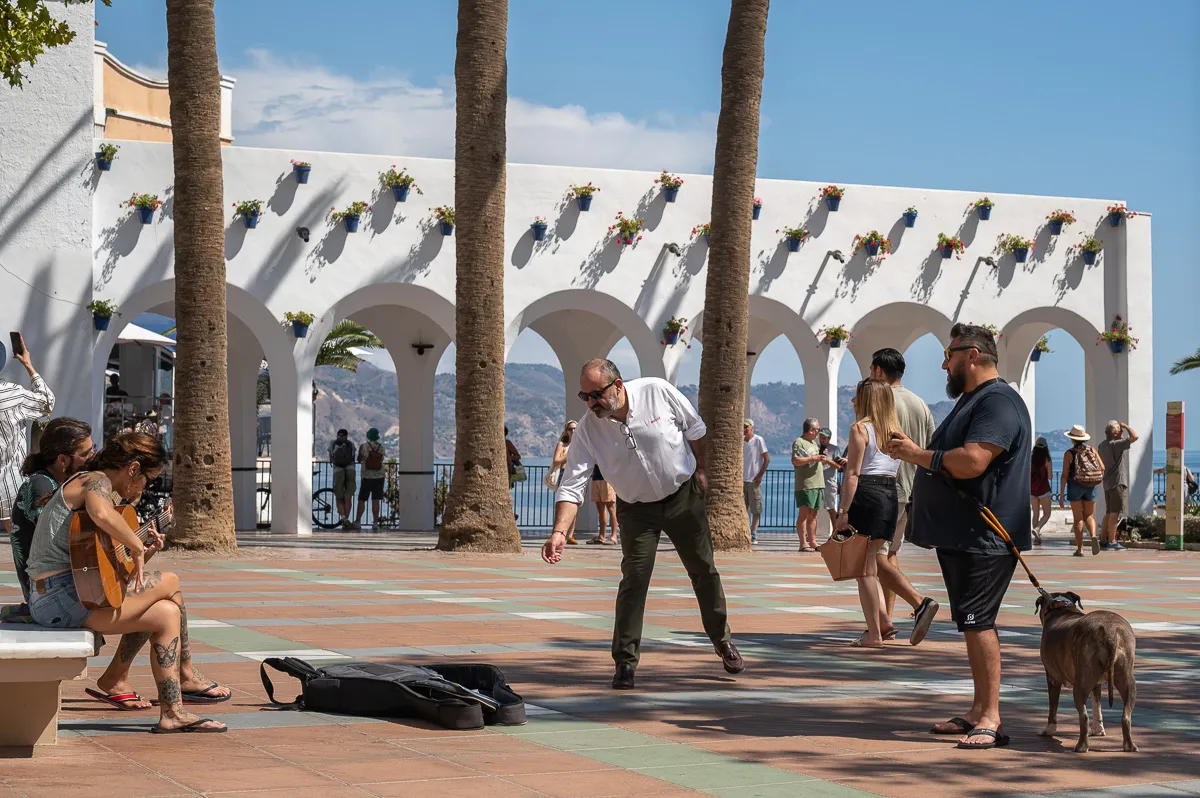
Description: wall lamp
xmin=412 ymin=343 xmax=432 ymax=356
xmin=829 ymin=250 xmax=845 ymax=263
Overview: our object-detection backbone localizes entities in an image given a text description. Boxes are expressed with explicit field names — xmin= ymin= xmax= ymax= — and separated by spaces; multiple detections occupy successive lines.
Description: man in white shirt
xmin=543 ymin=359 xmax=744 ymax=690
xmin=0 ymin=336 xmax=55 ymax=532
xmin=742 ymin=420 xmax=769 ymax=544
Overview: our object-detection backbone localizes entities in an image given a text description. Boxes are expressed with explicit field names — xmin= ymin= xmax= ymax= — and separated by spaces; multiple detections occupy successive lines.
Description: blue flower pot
xmin=1108 ymin=340 xmax=1125 ymax=354
xmin=343 ymin=214 xmax=360 ymax=233
xmin=664 ymin=330 xmax=680 ymax=345
xmin=704 ymin=233 xmax=711 ymax=246
xmin=752 ymin=204 xmax=762 ymax=220
xmin=977 ymin=205 xmax=992 ymax=220
xmin=93 ymin=314 xmax=112 ymax=332
xmin=1013 ymin=247 xmax=1029 ymax=263
xmin=1083 ymin=249 xmax=1098 ymax=265
xmin=292 ymin=321 xmax=309 ymax=338
xmin=663 ymin=186 xmax=679 ymax=203
xmin=1030 ymin=349 xmax=1042 ymax=362
xmin=828 ymin=338 xmax=843 ymax=349
xmin=1048 ymin=219 xmax=1064 ymax=235
xmin=865 ymin=241 xmax=880 ymax=257
xmin=903 ymin=211 xmax=918 ymax=228
xmin=137 ymin=206 xmax=154 ymax=224
xmin=439 ymin=221 xmax=454 ymax=236
xmin=576 ymin=194 xmax=593 ymax=212
xmin=293 ymin=164 xmax=311 ymax=184
xmin=393 ymin=184 xmax=410 ymax=202
xmin=242 ymin=212 xmax=259 ymax=229
xmin=531 ymin=223 xmax=547 ymax=241
xmin=825 ymin=196 xmax=841 ymax=212
xmin=1108 ymin=211 xmax=1123 ymax=227
xmin=96 ymin=155 xmax=113 ymax=171
xmin=940 ymin=245 xmax=954 ymax=259
xmin=786 ymin=237 xmax=803 ymax=252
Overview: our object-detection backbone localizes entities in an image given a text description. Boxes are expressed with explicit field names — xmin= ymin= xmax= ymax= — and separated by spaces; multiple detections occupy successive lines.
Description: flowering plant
xmin=692 ymin=222 xmax=711 ymax=237
xmin=778 ymin=225 xmax=809 ymax=241
xmin=997 ymin=233 xmax=1035 ymax=253
xmin=818 ymin=324 xmax=851 ymax=343
xmin=820 ymin=185 xmax=845 ymax=199
xmin=1098 ymin=316 xmax=1138 ymax=349
xmin=329 ymin=201 xmax=371 ymax=222
xmin=1107 ymin=203 xmax=1134 ymax=219
xmin=232 ymin=199 xmax=263 ymax=218
xmin=86 ymin=299 xmax=119 ymax=317
xmin=290 ymin=158 xmax=311 ymax=168
xmin=378 ymin=166 xmax=422 ymax=193
xmin=656 ymin=170 xmax=684 ymax=189
xmin=433 ymin=206 xmax=456 ymax=226
xmin=976 ymin=323 xmax=1002 ymax=340
xmin=969 ymin=196 xmax=995 ymax=210
xmin=1034 ymin=335 xmax=1053 ymax=354
xmin=937 ymin=232 xmax=965 ymax=256
xmin=1046 ymin=209 xmax=1077 ymax=224
xmin=97 ymin=143 xmax=119 ymax=161
xmin=753 ymin=196 xmax=763 ymax=206
xmin=122 ymin=192 xmax=162 ymax=211
xmin=852 ymin=230 xmax=894 ymax=257
xmin=570 ymin=182 xmax=600 ymax=197
xmin=1078 ymin=235 xmax=1103 ymax=253
xmin=284 ymin=311 xmax=315 ymax=326
xmin=531 ymin=216 xmax=547 ymax=227
xmin=904 ymin=206 xmax=919 ymax=215
xmin=663 ymin=316 xmax=688 ymax=335
xmin=610 ymin=212 xmax=646 ymax=240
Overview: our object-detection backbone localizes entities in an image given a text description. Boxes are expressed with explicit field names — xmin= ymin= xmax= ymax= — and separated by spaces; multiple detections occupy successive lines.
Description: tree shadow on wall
xmin=910 ymin=248 xmax=945 ymax=304
xmin=1053 ymin=250 xmax=1092 ymax=304
xmin=268 ymin=171 xmax=300 ymax=216
xmin=304 ymin=220 xmax=350 ymax=283
xmin=94 ymin=211 xmax=144 ymax=290
xmin=632 ymin=187 xmax=667 ymax=233
xmin=386 ymin=218 xmax=445 ymax=282
xmin=835 ymin=248 xmax=883 ymax=300
xmin=369 ymin=186 xmax=409 ymax=240
xmin=753 ymin=240 xmax=790 ymax=293
xmin=224 ymin=217 xmax=248 ymax=261
xmin=573 ymin=233 xmax=624 ymax=289
xmin=512 ymin=195 xmax=570 ymax=269
xmin=245 ymin=186 xmax=339 ymax=302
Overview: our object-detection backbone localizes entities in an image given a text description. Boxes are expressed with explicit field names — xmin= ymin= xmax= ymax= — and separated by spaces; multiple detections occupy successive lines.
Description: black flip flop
xmin=956 ymin=727 xmax=1010 ymax=749
xmin=151 ymin=682 xmax=231 ymax=705
xmin=85 ymin=687 xmax=151 ymax=711
xmin=930 ymin=716 xmax=975 ymax=735
xmin=150 ymin=717 xmax=227 ymax=734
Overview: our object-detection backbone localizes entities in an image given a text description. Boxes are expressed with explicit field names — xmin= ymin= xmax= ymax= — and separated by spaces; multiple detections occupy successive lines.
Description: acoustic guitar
xmin=69 ymin=502 xmax=173 ymax=610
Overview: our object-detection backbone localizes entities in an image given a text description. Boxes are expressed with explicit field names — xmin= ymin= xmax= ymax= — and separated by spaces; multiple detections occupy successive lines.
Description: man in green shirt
xmin=791 ymin=418 xmax=825 ymax=551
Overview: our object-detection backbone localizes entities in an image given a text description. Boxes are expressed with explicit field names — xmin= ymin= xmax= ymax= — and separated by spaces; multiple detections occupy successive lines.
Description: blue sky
xmin=98 ymin=0 xmax=1199 ymax=440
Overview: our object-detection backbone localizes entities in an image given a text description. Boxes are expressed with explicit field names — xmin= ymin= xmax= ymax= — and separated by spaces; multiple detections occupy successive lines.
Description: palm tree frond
xmin=316 ymin=320 xmax=382 ymax=372
xmin=1170 ymin=349 xmax=1200 ymax=375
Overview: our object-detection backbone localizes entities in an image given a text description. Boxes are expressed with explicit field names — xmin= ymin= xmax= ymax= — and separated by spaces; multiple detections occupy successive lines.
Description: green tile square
xmin=635 ymin=760 xmax=802 ymax=790
xmin=587 ymin=742 xmax=728 ymax=769
xmin=706 ymin=780 xmax=876 ymax=798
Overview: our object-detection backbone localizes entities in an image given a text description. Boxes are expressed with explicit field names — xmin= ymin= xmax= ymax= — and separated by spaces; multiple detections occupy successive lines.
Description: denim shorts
xmin=1066 ymin=481 xmax=1098 ymax=503
xmin=28 ymin=571 xmax=92 ymax=628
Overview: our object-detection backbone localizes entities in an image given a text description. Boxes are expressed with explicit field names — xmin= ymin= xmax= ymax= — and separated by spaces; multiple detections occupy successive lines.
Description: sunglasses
xmin=943 ymin=345 xmax=979 ymax=361
xmin=578 ymin=377 xmax=618 ymax=403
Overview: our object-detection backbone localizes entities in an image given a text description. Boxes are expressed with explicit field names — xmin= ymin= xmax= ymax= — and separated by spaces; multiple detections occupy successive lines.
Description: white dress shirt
xmin=743 ymin=434 xmax=767 ymax=482
xmin=555 ymin=377 xmax=706 ymax=505
xmin=0 ymin=374 xmax=55 ymax=519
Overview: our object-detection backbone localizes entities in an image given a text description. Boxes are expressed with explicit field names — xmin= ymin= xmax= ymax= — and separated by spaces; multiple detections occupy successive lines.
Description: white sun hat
xmin=1064 ymin=425 xmax=1090 ymax=442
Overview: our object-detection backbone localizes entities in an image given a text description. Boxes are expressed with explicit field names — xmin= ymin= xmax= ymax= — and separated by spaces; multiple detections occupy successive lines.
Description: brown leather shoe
xmin=717 ymin=641 xmax=745 ymax=674
xmin=611 ymin=663 xmax=636 ymax=690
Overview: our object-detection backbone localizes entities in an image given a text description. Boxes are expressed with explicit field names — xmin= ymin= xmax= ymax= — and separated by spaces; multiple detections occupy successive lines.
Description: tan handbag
xmin=819 ymin=527 xmax=868 ymax=581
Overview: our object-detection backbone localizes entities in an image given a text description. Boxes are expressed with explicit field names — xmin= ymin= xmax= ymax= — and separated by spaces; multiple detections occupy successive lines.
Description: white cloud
xmin=227 ymin=51 xmax=717 ymax=172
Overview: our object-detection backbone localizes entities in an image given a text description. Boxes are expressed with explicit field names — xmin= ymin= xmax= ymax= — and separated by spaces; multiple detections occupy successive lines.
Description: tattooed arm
xmin=63 ymin=472 xmax=146 ymax=557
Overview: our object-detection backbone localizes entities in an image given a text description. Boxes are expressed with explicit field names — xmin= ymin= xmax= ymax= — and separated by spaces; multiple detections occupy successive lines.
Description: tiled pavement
xmin=1 ymin=531 xmax=1198 ymax=798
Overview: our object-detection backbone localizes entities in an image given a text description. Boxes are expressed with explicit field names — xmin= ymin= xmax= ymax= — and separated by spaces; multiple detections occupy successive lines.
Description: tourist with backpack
xmin=1060 ymin=425 xmax=1104 ymax=557
xmin=355 ymin=428 xmax=387 ymax=529
xmin=328 ymin=429 xmax=357 ymax=530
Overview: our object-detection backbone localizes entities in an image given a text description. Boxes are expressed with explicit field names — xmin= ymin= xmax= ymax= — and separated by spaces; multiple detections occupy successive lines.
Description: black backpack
xmin=260 ymin=658 xmax=526 ymax=730
xmin=331 ymin=439 xmax=355 ymax=467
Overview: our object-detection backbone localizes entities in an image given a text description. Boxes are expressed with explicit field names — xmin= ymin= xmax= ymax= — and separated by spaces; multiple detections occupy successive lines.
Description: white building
xmin=0 ymin=5 xmax=1154 ymax=534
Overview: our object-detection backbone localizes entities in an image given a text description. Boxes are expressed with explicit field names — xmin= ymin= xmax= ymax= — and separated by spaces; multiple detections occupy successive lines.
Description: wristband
xmin=551 ymin=530 xmax=567 ymax=538
xmin=930 ymin=449 xmax=945 ymax=473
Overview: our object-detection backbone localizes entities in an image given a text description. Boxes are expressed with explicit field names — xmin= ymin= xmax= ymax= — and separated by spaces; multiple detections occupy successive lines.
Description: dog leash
xmin=974 ymin=502 xmax=1052 ymax=604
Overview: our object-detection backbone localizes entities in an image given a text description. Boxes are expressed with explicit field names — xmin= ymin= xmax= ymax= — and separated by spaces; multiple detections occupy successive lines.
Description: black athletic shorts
xmin=358 ymin=478 xmax=384 ymax=501
xmin=936 ymin=549 xmax=1017 ymax=632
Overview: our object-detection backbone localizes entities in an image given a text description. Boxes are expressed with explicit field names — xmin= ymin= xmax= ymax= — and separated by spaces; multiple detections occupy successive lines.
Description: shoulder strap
xmin=259 ymin=657 xmax=321 ymax=708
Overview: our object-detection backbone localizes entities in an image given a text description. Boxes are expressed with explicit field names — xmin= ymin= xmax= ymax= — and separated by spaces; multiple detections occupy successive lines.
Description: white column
xmin=227 ymin=321 xmax=262 ymax=531
xmin=391 ymin=340 xmax=442 ymax=530
xmin=1121 ymin=214 xmax=1155 ymax=513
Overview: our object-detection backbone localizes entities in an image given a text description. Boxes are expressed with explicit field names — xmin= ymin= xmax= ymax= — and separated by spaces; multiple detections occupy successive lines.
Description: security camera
xmin=296 ymin=226 xmax=310 ymax=242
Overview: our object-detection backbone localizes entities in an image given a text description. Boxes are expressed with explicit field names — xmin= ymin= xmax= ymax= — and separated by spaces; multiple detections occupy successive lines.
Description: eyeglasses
xmin=578 ymin=378 xmax=618 ymax=403
xmin=943 ymin=345 xmax=979 ymax=361
xmin=620 ymin=423 xmax=637 ymax=450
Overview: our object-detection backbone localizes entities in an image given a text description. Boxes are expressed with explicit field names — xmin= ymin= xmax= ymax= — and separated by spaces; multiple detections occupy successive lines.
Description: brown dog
xmin=1035 ymin=591 xmax=1137 ymax=753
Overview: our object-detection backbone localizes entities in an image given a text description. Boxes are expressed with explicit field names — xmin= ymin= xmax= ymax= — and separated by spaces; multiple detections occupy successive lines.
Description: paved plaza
xmin=1 ymin=532 xmax=1198 ymax=798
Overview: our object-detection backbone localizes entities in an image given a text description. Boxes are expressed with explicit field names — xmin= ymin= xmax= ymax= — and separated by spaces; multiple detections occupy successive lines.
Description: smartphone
xmin=9 ymin=332 xmax=23 ymax=357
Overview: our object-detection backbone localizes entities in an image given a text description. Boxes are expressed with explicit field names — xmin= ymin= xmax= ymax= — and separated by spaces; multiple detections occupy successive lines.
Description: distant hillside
xmin=308 ymin=362 xmax=962 ymax=459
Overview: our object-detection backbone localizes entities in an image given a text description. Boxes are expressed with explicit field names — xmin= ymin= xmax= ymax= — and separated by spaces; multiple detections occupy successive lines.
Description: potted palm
xmin=96 ymin=143 xmax=119 ymax=171
xmin=285 ymin=311 xmax=315 ymax=339
xmin=610 ymin=212 xmax=645 ymax=245
xmin=656 ymin=171 xmax=684 ymax=202
xmin=87 ymin=299 xmax=119 ymax=332
xmin=903 ymin=206 xmax=919 ymax=228
xmin=820 ymin=185 xmax=845 ymax=212
xmin=852 ymin=230 xmax=894 ymax=259
xmin=291 ymin=159 xmax=311 ymax=184
xmin=970 ymin=196 xmax=995 ymax=220
xmin=530 ymin=216 xmax=549 ymax=241
xmin=662 ymin=316 xmax=688 ymax=346
xmin=123 ymin=193 xmax=163 ymax=225
xmin=379 ymin=166 xmax=423 ymax=202
xmin=330 ymin=201 xmax=371 ymax=233
xmin=998 ymin=233 xmax=1035 ymax=263
xmin=937 ymin=232 xmax=965 ymax=259
xmin=819 ymin=324 xmax=851 ymax=349
xmin=692 ymin=222 xmax=712 ymax=245
xmin=779 ymin=225 xmax=809 ymax=252
xmin=1107 ymin=203 xmax=1134 ymax=227
xmin=433 ymin=206 xmax=456 ymax=236
xmin=1031 ymin=335 xmax=1052 ymax=362
xmin=1098 ymin=316 xmax=1137 ymax=354
xmin=570 ymin=182 xmax=599 ymax=211
xmin=1046 ymin=209 xmax=1076 ymax=235
xmin=233 ymin=199 xmax=264 ymax=229
xmin=753 ymin=197 xmax=763 ymax=220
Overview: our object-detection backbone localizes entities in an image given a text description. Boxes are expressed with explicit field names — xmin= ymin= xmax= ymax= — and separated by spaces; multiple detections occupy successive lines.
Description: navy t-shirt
xmin=910 ymin=379 xmax=1032 ymax=554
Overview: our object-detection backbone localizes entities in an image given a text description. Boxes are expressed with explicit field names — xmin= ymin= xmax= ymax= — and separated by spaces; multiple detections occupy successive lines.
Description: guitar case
xmin=259 ymin=657 xmax=527 ymax=730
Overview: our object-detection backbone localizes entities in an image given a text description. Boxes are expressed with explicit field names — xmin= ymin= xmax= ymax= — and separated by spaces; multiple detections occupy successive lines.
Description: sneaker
xmin=751 ymin=533 xmax=758 ymax=544
xmin=1099 ymin=541 xmax=1112 ymax=550
xmin=1110 ymin=542 xmax=1126 ymax=551
xmin=910 ymin=597 xmax=939 ymax=646
xmin=1090 ymin=536 xmax=1102 ymax=556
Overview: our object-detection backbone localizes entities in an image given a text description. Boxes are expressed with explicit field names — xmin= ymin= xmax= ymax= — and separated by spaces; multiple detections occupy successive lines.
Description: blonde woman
xmin=834 ymin=379 xmax=902 ymax=648
xmin=548 ymin=421 xmax=579 ymax=544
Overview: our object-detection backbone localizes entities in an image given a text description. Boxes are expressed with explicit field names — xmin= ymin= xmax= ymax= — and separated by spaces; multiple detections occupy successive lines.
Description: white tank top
xmin=860 ymin=423 xmax=900 ymax=477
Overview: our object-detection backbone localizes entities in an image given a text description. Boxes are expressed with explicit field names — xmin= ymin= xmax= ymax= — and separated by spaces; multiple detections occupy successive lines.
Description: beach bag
xmin=1071 ymin=446 xmax=1104 ymax=487
xmin=331 ymin=439 xmax=355 ymax=467
xmin=364 ymin=444 xmax=384 ymax=471
xmin=819 ymin=528 xmax=868 ymax=581
xmin=543 ymin=467 xmax=562 ymax=491
xmin=260 ymin=658 xmax=526 ymax=730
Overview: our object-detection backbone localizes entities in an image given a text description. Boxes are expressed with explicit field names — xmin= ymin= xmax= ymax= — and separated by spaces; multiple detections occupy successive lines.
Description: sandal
xmin=150 ymin=717 xmax=227 ymax=734
xmin=851 ymin=634 xmax=884 ymax=648
xmin=956 ymin=727 xmax=1009 ymax=749
xmin=859 ymin=628 xmax=897 ymax=641
xmin=85 ymin=687 xmax=151 ymax=711
xmin=586 ymin=537 xmax=604 ymax=545
xmin=151 ymin=682 xmax=231 ymax=705
xmin=930 ymin=716 xmax=975 ymax=735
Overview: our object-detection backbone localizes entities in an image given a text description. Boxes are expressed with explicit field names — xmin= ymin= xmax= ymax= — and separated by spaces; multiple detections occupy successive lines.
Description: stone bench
xmin=0 ymin=624 xmax=98 ymax=747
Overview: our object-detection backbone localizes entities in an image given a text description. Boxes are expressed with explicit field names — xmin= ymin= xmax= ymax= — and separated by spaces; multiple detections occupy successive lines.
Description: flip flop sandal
xmin=859 ymin=629 xmax=897 ymax=641
xmin=850 ymin=636 xmax=885 ymax=648
xmin=956 ymin=727 xmax=1010 ymax=749
xmin=930 ymin=716 xmax=976 ymax=735
xmin=602 ymin=539 xmax=617 ymax=545
xmin=151 ymin=682 xmax=231 ymax=705
xmin=85 ymin=687 xmax=151 ymax=711
xmin=586 ymin=537 xmax=604 ymax=544
xmin=150 ymin=717 xmax=227 ymax=734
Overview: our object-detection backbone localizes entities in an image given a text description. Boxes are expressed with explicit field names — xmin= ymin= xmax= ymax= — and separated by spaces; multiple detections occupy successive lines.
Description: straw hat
xmin=1064 ymin=425 xmax=1090 ymax=442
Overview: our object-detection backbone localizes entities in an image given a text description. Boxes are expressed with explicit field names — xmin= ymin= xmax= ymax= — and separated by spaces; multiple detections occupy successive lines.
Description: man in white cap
xmin=743 ymin=419 xmax=769 ymax=544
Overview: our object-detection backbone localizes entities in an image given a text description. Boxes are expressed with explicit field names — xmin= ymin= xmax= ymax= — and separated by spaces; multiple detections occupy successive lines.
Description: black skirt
xmin=847 ymin=474 xmax=899 ymax=541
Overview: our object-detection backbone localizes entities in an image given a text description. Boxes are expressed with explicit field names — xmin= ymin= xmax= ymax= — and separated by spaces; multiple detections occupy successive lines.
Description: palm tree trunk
xmin=698 ymin=0 xmax=769 ymax=552
xmin=164 ymin=0 xmax=236 ymax=552
xmin=436 ymin=0 xmax=520 ymax=552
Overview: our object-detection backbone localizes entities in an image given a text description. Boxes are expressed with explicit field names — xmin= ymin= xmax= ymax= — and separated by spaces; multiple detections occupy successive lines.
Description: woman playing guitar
xmin=25 ymin=432 xmax=230 ymax=733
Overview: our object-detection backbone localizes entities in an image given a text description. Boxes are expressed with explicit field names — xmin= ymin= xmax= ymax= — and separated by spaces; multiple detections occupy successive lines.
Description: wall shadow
xmin=886 ymin=218 xmax=907 ymax=254
xmin=268 ymin=172 xmax=299 ymax=216
xmin=573 ymin=234 xmax=624 ymax=289
xmin=1028 ymin=224 xmax=1058 ymax=269
xmin=1053 ymin=251 xmax=1089 ymax=304
xmin=369 ymin=186 xmax=403 ymax=239
xmin=548 ymin=194 xmax=577 ymax=241
xmin=385 ymin=218 xmax=444 ymax=283
xmin=511 ymin=229 xmax=535 ymax=269
xmin=798 ymin=251 xmax=836 ymax=318
xmin=633 ymin=187 xmax=667 ymax=233
xmin=754 ymin=240 xmax=790 ymax=293
xmin=675 ymin=238 xmax=708 ymax=280
xmin=157 ymin=184 xmax=175 ymax=222
xmin=956 ymin=213 xmax=981 ymax=248
xmin=835 ymin=248 xmax=882 ymax=300
xmin=224 ymin=218 xmax=248 ymax=261
xmin=951 ymin=256 xmax=985 ymax=322
xmin=801 ymin=200 xmax=830 ymax=239
xmin=994 ymin=252 xmax=1017 ymax=293
xmin=634 ymin=245 xmax=673 ymax=315
xmin=910 ymin=248 xmax=944 ymax=304
xmin=245 ymin=185 xmax=340 ymax=304
xmin=94 ymin=212 xmax=144 ymax=289
xmin=304 ymin=222 xmax=350 ymax=282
